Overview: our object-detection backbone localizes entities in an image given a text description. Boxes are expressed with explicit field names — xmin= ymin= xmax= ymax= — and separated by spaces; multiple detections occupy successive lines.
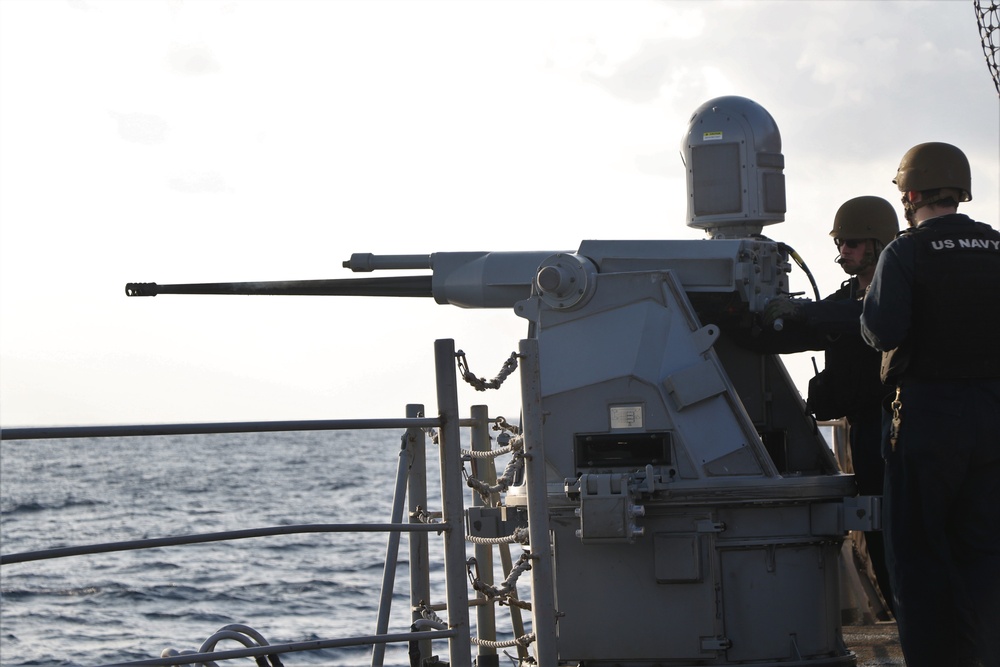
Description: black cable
xmin=778 ymin=242 xmax=822 ymax=301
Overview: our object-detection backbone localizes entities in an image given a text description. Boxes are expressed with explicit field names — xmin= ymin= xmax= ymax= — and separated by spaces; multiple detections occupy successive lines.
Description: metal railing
xmin=1 ymin=345 xmax=885 ymax=666
xmin=0 ymin=339 xmax=503 ymax=667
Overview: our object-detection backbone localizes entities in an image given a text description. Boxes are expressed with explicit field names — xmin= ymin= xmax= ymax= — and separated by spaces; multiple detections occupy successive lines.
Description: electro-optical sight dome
xmin=681 ymin=96 xmax=786 ymax=238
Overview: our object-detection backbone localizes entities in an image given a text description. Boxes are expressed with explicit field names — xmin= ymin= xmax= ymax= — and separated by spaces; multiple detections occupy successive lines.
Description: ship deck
xmin=844 ymin=622 xmax=904 ymax=666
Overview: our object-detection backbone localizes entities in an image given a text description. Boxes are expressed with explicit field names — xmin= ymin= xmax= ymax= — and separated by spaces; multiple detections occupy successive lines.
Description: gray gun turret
xmin=124 ymin=97 xmax=865 ymax=667
xmin=128 ymin=238 xmax=789 ymax=315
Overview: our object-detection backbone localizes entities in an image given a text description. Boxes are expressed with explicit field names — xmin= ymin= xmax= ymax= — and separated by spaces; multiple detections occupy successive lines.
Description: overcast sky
xmin=1 ymin=0 xmax=998 ymax=427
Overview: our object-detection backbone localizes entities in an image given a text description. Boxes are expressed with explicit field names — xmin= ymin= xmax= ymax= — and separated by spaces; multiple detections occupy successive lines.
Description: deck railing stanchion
xmin=518 ymin=338 xmax=559 ymax=665
xmin=434 ymin=339 xmax=473 ymax=667
xmin=406 ymin=403 xmax=433 ymax=663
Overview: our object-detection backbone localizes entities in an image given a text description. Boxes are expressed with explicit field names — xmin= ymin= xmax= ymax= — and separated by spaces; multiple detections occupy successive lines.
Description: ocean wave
xmin=0 ymin=430 xmax=439 ymax=667
xmin=0 ymin=583 xmax=121 ymax=600
xmin=0 ymin=496 xmax=105 ymax=516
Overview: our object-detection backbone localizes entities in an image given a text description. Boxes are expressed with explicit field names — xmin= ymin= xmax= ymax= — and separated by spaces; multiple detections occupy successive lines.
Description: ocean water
xmin=0 ymin=429 xmax=497 ymax=667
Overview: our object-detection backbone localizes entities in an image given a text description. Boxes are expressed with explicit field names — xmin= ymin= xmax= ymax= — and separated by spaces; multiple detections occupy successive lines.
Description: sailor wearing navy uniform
xmin=861 ymin=142 xmax=1000 ymax=667
xmin=762 ymin=195 xmax=899 ymax=612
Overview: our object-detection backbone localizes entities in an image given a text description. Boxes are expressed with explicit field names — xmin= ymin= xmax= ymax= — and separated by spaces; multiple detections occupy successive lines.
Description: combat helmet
xmin=829 ymin=196 xmax=899 ymax=247
xmin=894 ymin=142 xmax=972 ymax=202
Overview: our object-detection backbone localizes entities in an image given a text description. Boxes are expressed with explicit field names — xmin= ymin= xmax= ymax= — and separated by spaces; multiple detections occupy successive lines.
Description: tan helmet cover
xmin=893 ymin=142 xmax=972 ymax=202
xmin=829 ymin=195 xmax=900 ymax=247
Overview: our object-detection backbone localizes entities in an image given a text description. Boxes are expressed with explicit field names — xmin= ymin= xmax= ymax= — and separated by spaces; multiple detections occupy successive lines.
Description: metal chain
xmin=466 ymin=552 xmax=534 ymax=610
xmin=492 ymin=416 xmax=522 ymax=436
xmin=414 ymin=602 xmax=447 ymax=626
xmin=456 ymin=350 xmax=519 ymax=391
xmin=409 ymin=506 xmax=441 ymax=524
xmin=416 ymin=601 xmax=536 ymax=649
xmin=466 ymin=448 xmax=524 ymax=502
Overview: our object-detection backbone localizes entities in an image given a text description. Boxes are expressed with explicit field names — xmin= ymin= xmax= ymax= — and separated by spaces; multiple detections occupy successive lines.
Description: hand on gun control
xmin=762 ymin=296 xmax=809 ymax=329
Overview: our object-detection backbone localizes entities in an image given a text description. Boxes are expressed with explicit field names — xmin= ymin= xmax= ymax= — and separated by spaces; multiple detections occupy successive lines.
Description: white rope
xmin=471 ymin=632 xmax=536 ymax=649
xmin=466 ymin=527 xmax=529 ymax=545
xmin=463 ymin=444 xmax=515 ymax=459
xmin=463 ymin=433 xmax=523 ymax=460
xmin=416 ymin=603 xmax=446 ymax=626
xmin=412 ymin=618 xmax=448 ymax=631
xmin=466 ymin=447 xmax=525 ymax=501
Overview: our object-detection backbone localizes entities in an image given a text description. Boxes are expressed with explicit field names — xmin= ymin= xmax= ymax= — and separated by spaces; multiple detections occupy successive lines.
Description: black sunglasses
xmin=834 ymin=238 xmax=865 ymax=249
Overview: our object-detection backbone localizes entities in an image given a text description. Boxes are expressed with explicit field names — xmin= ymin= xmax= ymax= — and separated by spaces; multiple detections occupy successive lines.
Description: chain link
xmin=466 ymin=552 xmax=534 ymax=610
xmin=492 ymin=415 xmax=522 ymax=435
xmin=456 ymin=350 xmax=519 ymax=391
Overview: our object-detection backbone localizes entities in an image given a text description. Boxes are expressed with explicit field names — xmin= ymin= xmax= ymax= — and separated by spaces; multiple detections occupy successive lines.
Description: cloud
xmin=109 ymin=111 xmax=170 ymax=145
xmin=168 ymin=171 xmax=227 ymax=193
xmin=166 ymin=44 xmax=221 ymax=75
xmin=1 ymin=0 xmax=996 ymax=427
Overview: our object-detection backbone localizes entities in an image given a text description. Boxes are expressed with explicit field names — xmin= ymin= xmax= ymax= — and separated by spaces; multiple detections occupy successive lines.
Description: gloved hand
xmin=762 ymin=297 xmax=809 ymax=328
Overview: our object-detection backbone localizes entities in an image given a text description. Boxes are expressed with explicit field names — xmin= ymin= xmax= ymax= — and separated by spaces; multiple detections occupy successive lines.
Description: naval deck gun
xmin=125 ymin=97 xmax=871 ymax=666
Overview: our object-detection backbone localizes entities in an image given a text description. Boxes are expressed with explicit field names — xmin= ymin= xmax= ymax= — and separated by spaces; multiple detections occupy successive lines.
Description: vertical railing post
xmin=371 ymin=418 xmax=416 ymax=667
xmin=406 ymin=403 xmax=432 ymax=664
xmin=518 ymin=338 xmax=559 ymax=665
xmin=434 ymin=339 xmax=472 ymax=667
xmin=470 ymin=404 xmax=498 ymax=666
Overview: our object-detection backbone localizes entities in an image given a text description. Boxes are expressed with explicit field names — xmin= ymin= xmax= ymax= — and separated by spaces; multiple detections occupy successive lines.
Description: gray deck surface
xmin=844 ymin=622 xmax=904 ymax=666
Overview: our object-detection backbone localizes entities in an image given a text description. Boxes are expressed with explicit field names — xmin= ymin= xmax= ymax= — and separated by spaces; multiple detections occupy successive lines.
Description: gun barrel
xmin=125 ymin=276 xmax=433 ymax=298
xmin=343 ymin=253 xmax=432 ymax=272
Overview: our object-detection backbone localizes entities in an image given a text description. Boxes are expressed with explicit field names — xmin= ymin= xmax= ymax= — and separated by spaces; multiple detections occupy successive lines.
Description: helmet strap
xmin=902 ymin=189 xmax=960 ymax=226
xmin=901 ymin=195 xmax=918 ymax=226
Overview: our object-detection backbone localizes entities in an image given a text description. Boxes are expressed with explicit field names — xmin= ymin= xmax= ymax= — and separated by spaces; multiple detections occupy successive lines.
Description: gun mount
xmin=129 ymin=239 xmax=788 ymax=314
xmin=125 ymin=97 xmax=862 ymax=667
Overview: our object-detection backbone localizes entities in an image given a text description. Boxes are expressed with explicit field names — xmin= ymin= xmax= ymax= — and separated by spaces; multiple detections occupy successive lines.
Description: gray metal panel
xmin=534 ymin=270 xmax=775 ymax=481
xmin=720 ymin=543 xmax=843 ymax=661
xmin=692 ymin=142 xmax=744 ymax=215
xmin=552 ymin=518 xmax=720 ymax=661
